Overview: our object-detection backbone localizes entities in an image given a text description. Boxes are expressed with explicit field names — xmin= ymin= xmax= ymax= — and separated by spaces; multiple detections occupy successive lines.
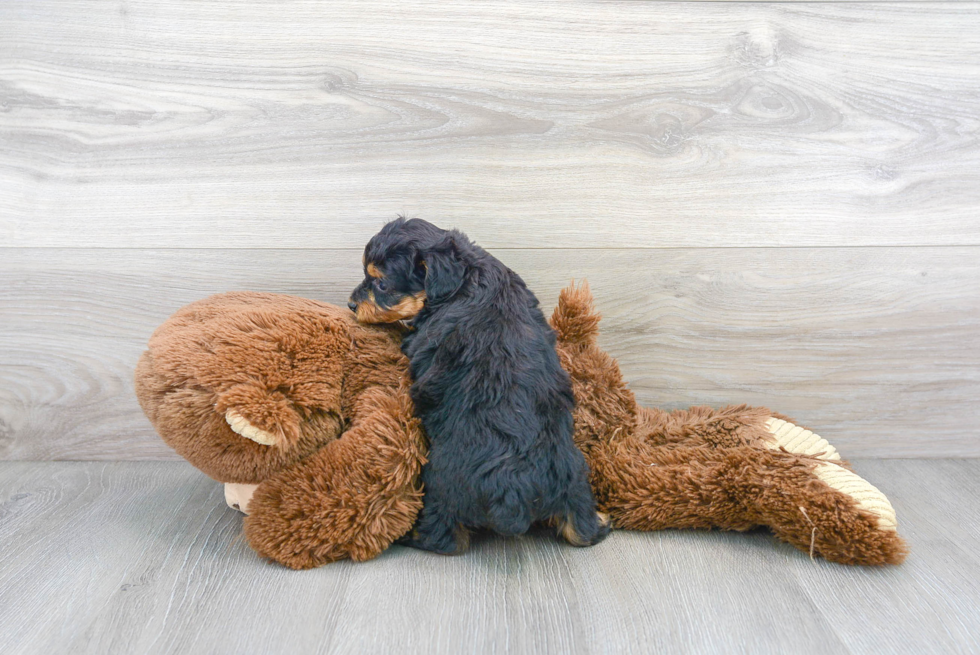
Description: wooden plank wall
xmin=1 ymin=0 xmax=978 ymax=459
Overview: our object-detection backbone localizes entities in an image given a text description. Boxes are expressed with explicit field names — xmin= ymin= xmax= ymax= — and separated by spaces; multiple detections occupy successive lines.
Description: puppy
xmin=349 ymin=218 xmax=610 ymax=554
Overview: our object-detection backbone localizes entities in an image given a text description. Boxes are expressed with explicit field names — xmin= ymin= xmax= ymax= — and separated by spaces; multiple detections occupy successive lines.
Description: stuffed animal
xmin=135 ymin=284 xmax=907 ymax=569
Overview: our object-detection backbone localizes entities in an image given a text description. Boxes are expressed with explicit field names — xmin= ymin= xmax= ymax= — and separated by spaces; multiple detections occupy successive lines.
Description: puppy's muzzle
xmin=347 ymin=300 xmax=358 ymax=313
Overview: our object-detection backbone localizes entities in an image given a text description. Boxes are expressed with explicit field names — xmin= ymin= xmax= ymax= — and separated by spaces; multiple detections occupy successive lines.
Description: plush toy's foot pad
xmin=765 ymin=418 xmax=840 ymax=461
xmin=813 ymin=462 xmax=898 ymax=531
xmin=225 ymin=482 xmax=259 ymax=514
xmin=226 ymin=410 xmax=278 ymax=446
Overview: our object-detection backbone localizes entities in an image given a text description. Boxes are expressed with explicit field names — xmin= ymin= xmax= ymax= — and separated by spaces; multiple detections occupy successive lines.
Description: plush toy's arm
xmin=242 ymin=381 xmax=426 ymax=569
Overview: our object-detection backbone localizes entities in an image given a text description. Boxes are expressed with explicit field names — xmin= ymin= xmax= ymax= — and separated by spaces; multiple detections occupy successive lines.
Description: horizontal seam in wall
xmin=608 ymin=1 xmax=980 ymax=3
xmin=2 ymin=244 xmax=980 ymax=252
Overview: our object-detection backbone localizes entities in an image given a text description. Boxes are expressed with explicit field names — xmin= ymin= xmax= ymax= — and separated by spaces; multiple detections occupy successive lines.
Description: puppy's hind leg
xmin=556 ymin=489 xmax=611 ymax=547
xmin=485 ymin=487 xmax=533 ymax=538
xmin=400 ymin=501 xmax=470 ymax=555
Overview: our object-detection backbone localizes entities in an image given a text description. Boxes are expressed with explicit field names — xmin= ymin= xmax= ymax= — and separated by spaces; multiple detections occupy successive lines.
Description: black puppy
xmin=349 ymin=218 xmax=610 ymax=554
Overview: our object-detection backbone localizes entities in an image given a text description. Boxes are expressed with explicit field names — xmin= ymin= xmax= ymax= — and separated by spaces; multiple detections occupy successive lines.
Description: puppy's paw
xmin=400 ymin=526 xmax=470 ymax=555
xmin=557 ymin=511 xmax=611 ymax=547
xmin=764 ymin=417 xmax=840 ymax=461
xmin=225 ymin=410 xmax=279 ymax=446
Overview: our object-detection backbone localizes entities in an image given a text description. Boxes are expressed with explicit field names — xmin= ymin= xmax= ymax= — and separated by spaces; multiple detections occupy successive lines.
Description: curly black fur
xmin=349 ymin=218 xmax=610 ymax=554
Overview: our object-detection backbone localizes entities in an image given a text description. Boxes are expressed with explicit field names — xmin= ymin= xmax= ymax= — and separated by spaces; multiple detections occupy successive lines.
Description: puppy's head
xmin=349 ymin=217 xmax=467 ymax=324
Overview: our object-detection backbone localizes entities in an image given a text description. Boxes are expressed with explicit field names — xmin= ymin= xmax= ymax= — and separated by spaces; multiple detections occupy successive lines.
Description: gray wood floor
xmin=1 ymin=459 xmax=978 ymax=655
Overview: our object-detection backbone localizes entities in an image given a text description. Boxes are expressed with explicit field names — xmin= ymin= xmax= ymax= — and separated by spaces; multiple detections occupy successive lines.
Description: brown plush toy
xmin=135 ymin=284 xmax=907 ymax=569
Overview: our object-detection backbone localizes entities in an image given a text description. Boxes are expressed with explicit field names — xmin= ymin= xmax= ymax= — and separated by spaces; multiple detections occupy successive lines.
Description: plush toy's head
xmin=349 ymin=217 xmax=467 ymax=323
xmin=135 ymin=291 xmax=408 ymax=484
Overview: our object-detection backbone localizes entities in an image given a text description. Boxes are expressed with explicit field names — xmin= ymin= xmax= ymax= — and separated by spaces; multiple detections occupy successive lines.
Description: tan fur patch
xmin=356 ymin=292 xmax=426 ymax=324
xmin=454 ymin=524 xmax=471 ymax=554
xmin=555 ymin=513 xmax=608 ymax=546
xmin=367 ymin=263 xmax=383 ymax=279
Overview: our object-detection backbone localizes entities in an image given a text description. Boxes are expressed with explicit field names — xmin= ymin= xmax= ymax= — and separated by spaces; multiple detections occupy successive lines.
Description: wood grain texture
xmin=1 ymin=460 xmax=978 ymax=655
xmin=1 ymin=247 xmax=977 ymax=460
xmin=2 ymin=1 xmax=979 ymax=248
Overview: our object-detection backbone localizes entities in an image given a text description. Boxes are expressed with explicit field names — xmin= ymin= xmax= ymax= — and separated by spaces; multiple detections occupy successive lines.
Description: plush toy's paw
xmin=762 ymin=419 xmax=897 ymax=529
xmin=812 ymin=461 xmax=898 ymax=531
xmin=764 ymin=418 xmax=840 ymax=461
xmin=226 ymin=410 xmax=279 ymax=446
xmin=224 ymin=482 xmax=259 ymax=514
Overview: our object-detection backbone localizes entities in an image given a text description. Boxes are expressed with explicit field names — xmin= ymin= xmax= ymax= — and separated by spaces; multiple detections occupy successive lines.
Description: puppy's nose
xmin=348 ymin=300 xmax=358 ymax=313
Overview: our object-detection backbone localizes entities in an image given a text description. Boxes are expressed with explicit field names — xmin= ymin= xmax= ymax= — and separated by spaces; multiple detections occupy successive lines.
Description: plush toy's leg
xmin=761 ymin=456 xmax=905 ymax=564
xmin=242 ymin=384 xmax=426 ymax=569
xmin=808 ymin=461 xmax=897 ymax=530
xmin=763 ymin=417 xmax=840 ymax=461
xmin=638 ymin=406 xmax=842 ymax=464
xmin=590 ymin=441 xmax=769 ymax=532
xmin=224 ymin=482 xmax=259 ymax=514
xmin=589 ymin=439 xmax=907 ymax=565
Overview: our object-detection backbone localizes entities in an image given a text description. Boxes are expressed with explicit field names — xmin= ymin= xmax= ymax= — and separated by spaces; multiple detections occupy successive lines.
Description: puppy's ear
xmin=419 ymin=236 xmax=465 ymax=303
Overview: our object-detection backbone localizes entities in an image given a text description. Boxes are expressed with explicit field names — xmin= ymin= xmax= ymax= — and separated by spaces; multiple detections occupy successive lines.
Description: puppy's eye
xmin=375 ymin=279 xmax=389 ymax=292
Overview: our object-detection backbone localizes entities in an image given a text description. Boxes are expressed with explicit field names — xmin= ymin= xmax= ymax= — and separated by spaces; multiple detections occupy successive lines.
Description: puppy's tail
xmin=550 ymin=281 xmax=601 ymax=346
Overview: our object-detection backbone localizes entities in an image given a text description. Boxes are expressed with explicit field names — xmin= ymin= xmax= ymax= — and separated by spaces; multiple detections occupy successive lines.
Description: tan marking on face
xmin=367 ymin=263 xmax=383 ymax=279
xmin=355 ymin=291 xmax=427 ymax=324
